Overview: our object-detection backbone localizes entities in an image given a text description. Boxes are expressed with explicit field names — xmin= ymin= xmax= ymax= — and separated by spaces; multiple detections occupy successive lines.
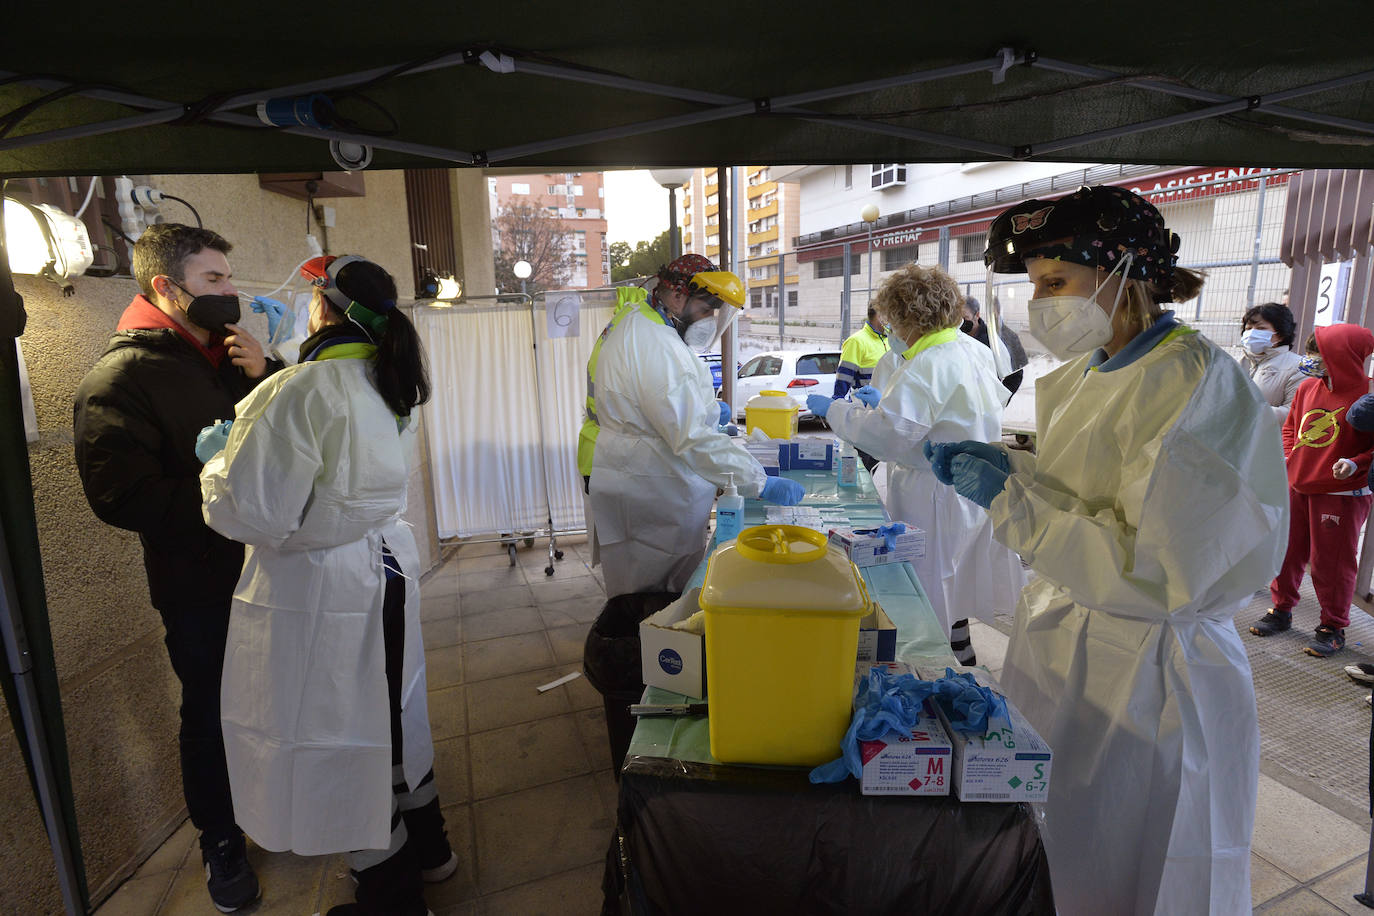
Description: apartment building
xmin=681 ymin=166 xmax=801 ymax=310
xmin=487 ymin=171 xmax=610 ymax=288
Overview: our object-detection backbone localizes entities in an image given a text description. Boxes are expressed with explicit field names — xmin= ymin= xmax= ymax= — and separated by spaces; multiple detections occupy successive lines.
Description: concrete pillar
xmin=450 ymin=170 xmax=496 ymax=298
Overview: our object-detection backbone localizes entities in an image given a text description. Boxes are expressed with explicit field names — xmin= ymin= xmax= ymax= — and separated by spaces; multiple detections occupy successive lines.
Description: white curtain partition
xmin=414 ymin=289 xmax=620 ymax=540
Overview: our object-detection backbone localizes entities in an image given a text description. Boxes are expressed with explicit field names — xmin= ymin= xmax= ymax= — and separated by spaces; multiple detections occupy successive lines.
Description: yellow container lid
xmin=700 ymin=525 xmax=869 ymax=616
xmin=746 ymin=390 xmax=798 ymax=410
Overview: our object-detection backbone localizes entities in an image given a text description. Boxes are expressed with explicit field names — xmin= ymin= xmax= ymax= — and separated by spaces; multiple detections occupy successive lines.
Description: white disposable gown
xmin=991 ymin=329 xmax=1286 ymax=915
xmin=590 ymin=308 xmax=767 ymax=597
xmin=200 ymin=356 xmax=432 ymax=855
xmin=826 ymin=331 xmax=1025 ymax=633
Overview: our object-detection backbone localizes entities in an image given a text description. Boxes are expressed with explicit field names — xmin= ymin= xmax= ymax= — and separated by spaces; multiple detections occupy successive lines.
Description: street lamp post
xmin=649 ymin=169 xmax=696 ymax=261
xmin=861 ymin=204 xmax=880 ymax=309
xmin=513 ymin=259 xmax=532 ymax=296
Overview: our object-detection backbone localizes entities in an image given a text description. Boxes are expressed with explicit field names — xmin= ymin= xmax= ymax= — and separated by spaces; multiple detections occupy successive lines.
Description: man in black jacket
xmin=73 ymin=224 xmax=278 ymax=912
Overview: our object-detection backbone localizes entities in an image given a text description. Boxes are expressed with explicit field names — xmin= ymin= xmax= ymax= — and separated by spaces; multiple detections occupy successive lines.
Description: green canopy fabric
xmin=2 ymin=1 xmax=1373 ymax=176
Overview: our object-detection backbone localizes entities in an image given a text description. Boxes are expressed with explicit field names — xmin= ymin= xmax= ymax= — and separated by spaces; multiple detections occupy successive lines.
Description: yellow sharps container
xmin=700 ymin=525 xmax=870 ymax=766
xmin=744 ymin=390 xmax=799 ymax=440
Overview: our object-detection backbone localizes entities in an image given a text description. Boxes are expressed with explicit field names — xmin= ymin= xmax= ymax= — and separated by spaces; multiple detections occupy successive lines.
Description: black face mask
xmin=960 ymin=319 xmax=975 ymax=335
xmin=171 ymin=280 xmax=240 ymax=335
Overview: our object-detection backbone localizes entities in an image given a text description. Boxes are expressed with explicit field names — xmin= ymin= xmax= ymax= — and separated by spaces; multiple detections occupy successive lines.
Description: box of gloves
xmin=640 ymin=589 xmax=707 ymax=699
xmin=916 ymin=666 xmax=1052 ymax=803
xmin=827 ymin=524 xmax=926 ymax=568
xmin=856 ymin=602 xmax=897 ymax=663
xmin=852 ymin=662 xmax=953 ymax=796
xmin=777 ymin=440 xmax=834 ymax=471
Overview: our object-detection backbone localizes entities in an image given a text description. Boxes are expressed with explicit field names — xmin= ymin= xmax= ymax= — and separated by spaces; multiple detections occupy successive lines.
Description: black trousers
xmin=159 ymin=599 xmax=238 ymax=839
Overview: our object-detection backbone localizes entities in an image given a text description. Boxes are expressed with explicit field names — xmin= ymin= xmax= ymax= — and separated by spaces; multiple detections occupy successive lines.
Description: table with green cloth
xmin=605 ymin=467 xmax=1054 ymax=915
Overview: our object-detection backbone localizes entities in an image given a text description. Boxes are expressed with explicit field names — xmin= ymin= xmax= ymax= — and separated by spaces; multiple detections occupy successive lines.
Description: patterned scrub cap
xmin=984 ymin=185 xmax=1182 ymax=297
xmin=656 ymin=253 xmax=718 ymax=296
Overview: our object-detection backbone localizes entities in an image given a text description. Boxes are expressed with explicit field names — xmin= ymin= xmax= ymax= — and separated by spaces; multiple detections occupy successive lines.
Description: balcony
xmin=745 ymin=180 xmax=777 ymax=200
xmin=747 ymin=227 xmax=779 ymax=246
xmin=747 ymin=201 xmax=779 ymax=220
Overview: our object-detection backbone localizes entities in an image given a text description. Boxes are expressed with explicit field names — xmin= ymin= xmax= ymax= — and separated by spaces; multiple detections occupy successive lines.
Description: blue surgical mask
xmin=1299 ymin=354 xmax=1326 ymax=378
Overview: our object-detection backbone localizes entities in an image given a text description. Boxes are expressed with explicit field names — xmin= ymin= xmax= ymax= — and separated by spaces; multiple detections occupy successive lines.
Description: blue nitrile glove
xmin=853 ymin=523 xmax=906 ymax=551
xmin=250 ymin=296 xmax=291 ymax=339
xmin=806 ymin=394 xmax=832 ymax=419
xmin=195 ymin=419 xmax=234 ymax=464
xmin=811 ymin=666 xmax=1010 ymax=784
xmin=760 ymin=476 xmax=805 ymax=506
xmin=852 ymin=385 xmax=881 ymax=408
xmin=716 ymin=399 xmax=731 ymax=426
xmin=923 ymin=439 xmax=1009 ymax=486
xmin=950 ymin=452 xmax=1009 ymax=509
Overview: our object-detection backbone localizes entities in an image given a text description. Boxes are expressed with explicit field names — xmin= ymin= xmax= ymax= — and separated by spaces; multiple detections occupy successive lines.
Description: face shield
xmin=676 ymin=270 xmax=746 ymax=354
xmin=982 ymin=267 xmax=1016 ymax=379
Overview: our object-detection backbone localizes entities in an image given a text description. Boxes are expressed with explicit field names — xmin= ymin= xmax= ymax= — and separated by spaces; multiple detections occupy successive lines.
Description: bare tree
xmin=492 ymin=202 xmax=573 ymax=294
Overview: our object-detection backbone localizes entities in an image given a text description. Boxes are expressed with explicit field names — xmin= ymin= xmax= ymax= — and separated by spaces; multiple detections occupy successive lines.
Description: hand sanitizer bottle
xmin=715 ymin=473 xmax=745 ymax=547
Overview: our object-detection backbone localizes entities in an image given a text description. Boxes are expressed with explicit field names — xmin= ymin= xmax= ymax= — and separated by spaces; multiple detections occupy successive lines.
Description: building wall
xmin=487 ymin=172 xmax=610 ymax=288
xmin=0 ymin=169 xmax=469 ymax=912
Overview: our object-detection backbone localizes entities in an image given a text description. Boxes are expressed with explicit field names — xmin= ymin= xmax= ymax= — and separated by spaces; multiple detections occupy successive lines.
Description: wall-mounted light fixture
xmin=418 ymin=266 xmax=462 ymax=302
xmin=3 ymin=197 xmax=95 ymax=295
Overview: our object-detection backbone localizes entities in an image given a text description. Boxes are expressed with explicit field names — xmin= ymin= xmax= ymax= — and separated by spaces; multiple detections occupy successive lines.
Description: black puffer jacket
xmin=73 ymin=327 xmax=276 ymax=610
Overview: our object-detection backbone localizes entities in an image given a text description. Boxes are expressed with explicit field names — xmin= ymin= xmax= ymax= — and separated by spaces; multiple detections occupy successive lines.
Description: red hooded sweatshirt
xmin=1282 ymin=322 xmax=1374 ymax=494
xmin=115 ymin=294 xmax=227 ymax=367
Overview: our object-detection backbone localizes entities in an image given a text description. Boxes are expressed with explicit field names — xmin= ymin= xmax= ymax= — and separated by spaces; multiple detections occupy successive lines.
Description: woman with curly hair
xmin=807 ymin=262 xmax=1024 ymax=665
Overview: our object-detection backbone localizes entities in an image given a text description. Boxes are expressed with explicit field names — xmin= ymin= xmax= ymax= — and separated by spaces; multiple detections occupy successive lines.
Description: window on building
xmin=881 ymin=245 xmax=918 ymax=271
xmin=957 ymin=232 xmax=988 ymax=263
xmin=750 ymin=289 xmax=764 ymax=309
xmin=706 ymin=214 xmax=718 ymax=226
xmin=788 ymin=291 xmax=798 ymax=309
xmin=548 ymin=184 xmax=559 ymax=194
xmin=748 ymin=244 xmax=762 ymax=257
xmin=707 ymin=233 xmax=720 ymax=246
xmin=575 ymin=231 xmax=587 ymax=251
xmin=573 ymin=184 xmax=584 ymax=196
xmin=598 ymin=187 xmax=604 ymax=197
xmin=843 ymin=165 xmax=853 ymax=189
xmin=511 ymin=182 xmax=530 ymax=195
xmin=707 ymin=193 xmax=718 ymax=206
xmin=869 ymin=164 xmax=906 ymax=190
xmin=815 ymin=257 xmax=861 ymax=278
xmin=576 ymin=208 xmax=586 ymax=217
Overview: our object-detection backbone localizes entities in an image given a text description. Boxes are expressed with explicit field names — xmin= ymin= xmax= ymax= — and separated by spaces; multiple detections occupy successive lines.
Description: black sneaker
xmin=1304 ymin=625 xmax=1346 ymax=658
xmin=202 ymin=833 xmax=260 ymax=913
xmin=1249 ymin=609 xmax=1292 ymax=637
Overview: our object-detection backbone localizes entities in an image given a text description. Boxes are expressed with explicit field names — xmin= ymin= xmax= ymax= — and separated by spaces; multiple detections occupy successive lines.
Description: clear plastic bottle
xmin=715 ymin=473 xmax=745 ymax=546
xmin=836 ymin=442 xmax=859 ymax=487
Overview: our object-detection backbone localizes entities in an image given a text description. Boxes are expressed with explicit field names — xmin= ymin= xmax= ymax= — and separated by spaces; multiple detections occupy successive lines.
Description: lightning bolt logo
xmin=1296 ymin=407 xmax=1344 ymax=449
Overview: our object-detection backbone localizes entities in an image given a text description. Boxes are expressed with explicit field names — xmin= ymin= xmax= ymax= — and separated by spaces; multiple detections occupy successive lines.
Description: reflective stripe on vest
xmin=577 ymin=289 xmax=659 ymax=476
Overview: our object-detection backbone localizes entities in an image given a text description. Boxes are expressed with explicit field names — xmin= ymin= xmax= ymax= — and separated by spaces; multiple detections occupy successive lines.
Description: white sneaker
xmin=1345 ymin=663 xmax=1374 ymax=686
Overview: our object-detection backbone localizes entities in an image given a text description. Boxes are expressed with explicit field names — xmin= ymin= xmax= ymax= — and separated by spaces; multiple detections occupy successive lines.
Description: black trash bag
xmin=583 ymin=591 xmax=680 ymax=779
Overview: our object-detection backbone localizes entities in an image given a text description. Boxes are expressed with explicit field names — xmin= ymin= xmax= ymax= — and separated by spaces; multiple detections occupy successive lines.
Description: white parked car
xmin=732 ymin=349 xmax=842 ymax=421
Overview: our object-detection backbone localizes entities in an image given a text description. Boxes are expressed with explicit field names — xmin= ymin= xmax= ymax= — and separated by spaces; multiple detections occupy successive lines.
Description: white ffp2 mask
xmin=1240 ymin=328 xmax=1273 ymax=354
xmin=1027 ymin=253 xmax=1134 ymax=361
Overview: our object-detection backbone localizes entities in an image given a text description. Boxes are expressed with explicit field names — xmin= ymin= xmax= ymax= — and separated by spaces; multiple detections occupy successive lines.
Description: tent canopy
xmin=3 ymin=1 xmax=1374 ymax=177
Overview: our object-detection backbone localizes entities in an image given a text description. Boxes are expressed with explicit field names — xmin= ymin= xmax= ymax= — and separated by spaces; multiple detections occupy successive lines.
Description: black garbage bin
xmin=583 ymin=591 xmax=680 ymax=780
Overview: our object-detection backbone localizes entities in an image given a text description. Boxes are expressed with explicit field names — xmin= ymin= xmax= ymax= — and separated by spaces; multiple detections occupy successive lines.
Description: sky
xmin=602 ymin=169 xmax=683 ymax=245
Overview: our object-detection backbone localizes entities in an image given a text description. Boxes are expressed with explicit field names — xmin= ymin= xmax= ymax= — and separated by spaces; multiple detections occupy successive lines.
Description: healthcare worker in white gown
xmin=928 ymin=186 xmax=1287 ymax=915
xmin=808 ymin=263 xmax=1025 ymax=664
xmin=588 ymin=254 xmax=804 ymax=597
xmin=201 ymin=255 xmax=452 ymax=916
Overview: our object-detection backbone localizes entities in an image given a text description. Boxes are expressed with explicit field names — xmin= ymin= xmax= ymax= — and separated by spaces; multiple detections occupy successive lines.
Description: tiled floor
xmin=94 ymin=535 xmax=1374 ymax=915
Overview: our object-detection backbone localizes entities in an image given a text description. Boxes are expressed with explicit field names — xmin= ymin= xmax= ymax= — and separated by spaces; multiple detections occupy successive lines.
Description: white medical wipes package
xmin=851 ymin=661 xmax=952 ymax=796
xmin=916 ymin=665 xmax=1052 ymax=803
xmin=827 ymin=525 xmax=926 ymax=567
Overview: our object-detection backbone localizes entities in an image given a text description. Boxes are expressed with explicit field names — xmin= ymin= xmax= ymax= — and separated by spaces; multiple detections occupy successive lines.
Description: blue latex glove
xmin=195 ymin=419 xmax=234 ymax=464
xmin=760 ymin=476 xmax=805 ymax=506
xmin=923 ymin=439 xmax=1009 ymax=486
xmin=250 ymin=296 xmax=290 ymax=339
xmin=716 ymin=399 xmax=731 ymax=426
xmin=950 ymin=453 xmax=1009 ymax=509
xmin=852 ymin=385 xmax=881 ymax=408
xmin=811 ymin=666 xmax=1009 ymax=784
xmin=805 ymin=394 xmax=832 ymax=419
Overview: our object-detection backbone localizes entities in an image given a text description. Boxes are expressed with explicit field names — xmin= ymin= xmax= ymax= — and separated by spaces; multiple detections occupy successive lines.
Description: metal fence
xmin=733 ymin=169 xmax=1299 ymax=366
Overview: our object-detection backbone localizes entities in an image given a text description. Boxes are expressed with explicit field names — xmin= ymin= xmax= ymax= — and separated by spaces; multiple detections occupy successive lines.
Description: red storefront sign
xmin=1129 ymin=166 xmax=1292 ymax=203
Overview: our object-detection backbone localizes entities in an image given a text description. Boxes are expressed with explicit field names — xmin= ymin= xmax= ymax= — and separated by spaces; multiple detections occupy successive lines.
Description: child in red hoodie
xmin=1250 ymin=323 xmax=1374 ymax=656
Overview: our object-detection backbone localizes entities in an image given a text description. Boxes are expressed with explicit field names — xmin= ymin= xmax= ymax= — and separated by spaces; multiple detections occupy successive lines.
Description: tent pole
xmin=1033 ymin=57 xmax=1374 ymax=136
xmin=0 ymin=519 xmax=83 ymax=916
xmin=0 ymin=111 xmax=183 ymax=153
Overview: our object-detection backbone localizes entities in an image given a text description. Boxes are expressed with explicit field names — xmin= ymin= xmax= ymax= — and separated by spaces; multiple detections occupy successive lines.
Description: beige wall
xmin=0 ymin=168 xmax=486 ymax=911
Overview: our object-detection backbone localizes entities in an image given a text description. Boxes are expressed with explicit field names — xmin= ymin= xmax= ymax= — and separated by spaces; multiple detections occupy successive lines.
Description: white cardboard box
xmin=916 ymin=666 xmax=1053 ymax=803
xmin=639 ymin=590 xmax=706 ymax=699
xmin=827 ymin=525 xmax=926 ymax=567
xmin=853 ymin=661 xmax=952 ymax=796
